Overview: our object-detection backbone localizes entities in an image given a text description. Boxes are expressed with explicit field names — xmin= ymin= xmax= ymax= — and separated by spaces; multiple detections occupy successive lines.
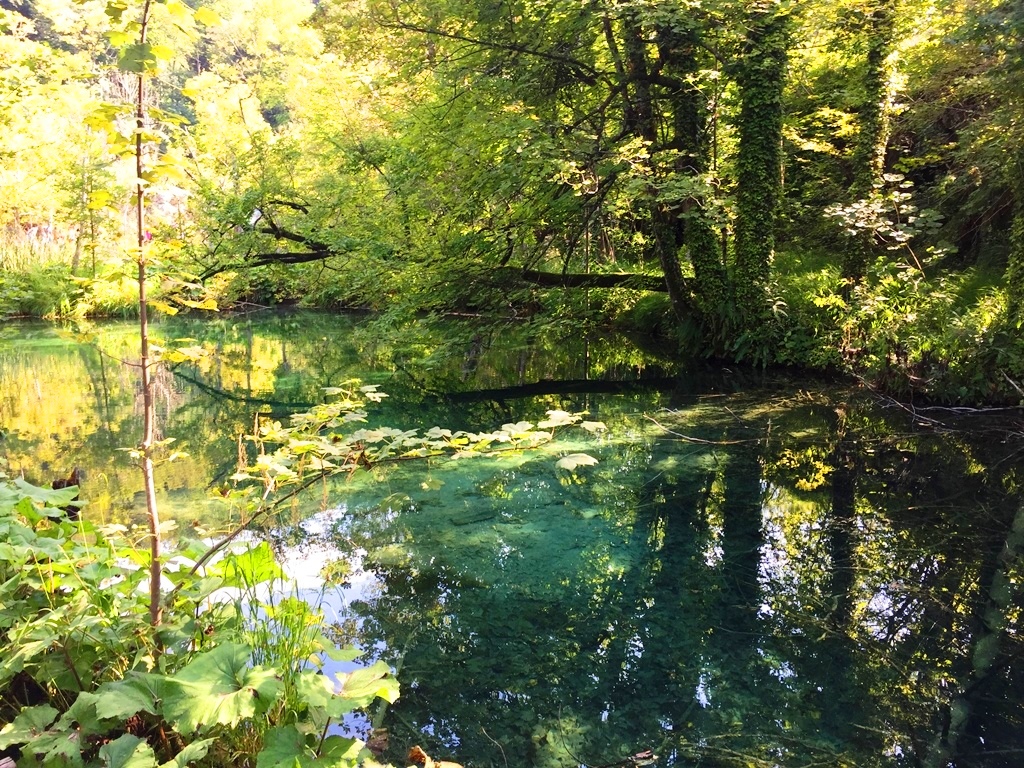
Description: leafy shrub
xmin=0 ymin=476 xmax=398 ymax=768
xmin=0 ymin=267 xmax=80 ymax=319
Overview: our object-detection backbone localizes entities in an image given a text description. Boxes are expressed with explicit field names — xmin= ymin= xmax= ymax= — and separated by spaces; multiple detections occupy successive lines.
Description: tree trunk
xmin=620 ymin=10 xmax=693 ymax=323
xmin=659 ymin=24 xmax=730 ymax=321
xmin=844 ymin=0 xmax=898 ymax=281
xmin=1006 ymin=191 xmax=1024 ymax=323
xmin=733 ymin=3 xmax=791 ymax=334
xmin=852 ymin=0 xmax=896 ymax=195
xmin=132 ymin=0 xmax=163 ymax=629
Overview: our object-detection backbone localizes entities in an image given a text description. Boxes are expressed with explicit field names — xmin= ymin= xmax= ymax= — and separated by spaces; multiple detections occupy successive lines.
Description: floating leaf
xmin=580 ymin=421 xmax=607 ymax=433
xmin=555 ymin=453 xmax=599 ymax=471
xmin=538 ymin=410 xmax=579 ymax=429
xmin=501 ymin=421 xmax=534 ymax=437
xmin=150 ymin=300 xmax=179 ymax=316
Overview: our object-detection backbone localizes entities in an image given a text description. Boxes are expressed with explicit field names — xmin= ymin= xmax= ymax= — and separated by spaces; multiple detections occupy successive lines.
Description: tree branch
xmin=510 ymin=267 xmax=670 ymax=292
xmin=377 ymin=18 xmax=603 ymax=84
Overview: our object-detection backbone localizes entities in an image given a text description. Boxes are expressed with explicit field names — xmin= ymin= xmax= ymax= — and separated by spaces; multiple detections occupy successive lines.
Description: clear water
xmin=2 ymin=312 xmax=1022 ymax=767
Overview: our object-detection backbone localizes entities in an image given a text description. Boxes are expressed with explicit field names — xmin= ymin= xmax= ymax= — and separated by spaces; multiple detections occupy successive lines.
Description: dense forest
xmin=6 ymin=4 xmax=1024 ymax=767
xmin=1 ymin=0 xmax=1023 ymax=401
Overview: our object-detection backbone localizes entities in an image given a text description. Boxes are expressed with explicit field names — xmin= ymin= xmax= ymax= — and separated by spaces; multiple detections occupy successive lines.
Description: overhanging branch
xmin=512 ymin=268 xmax=669 ymax=292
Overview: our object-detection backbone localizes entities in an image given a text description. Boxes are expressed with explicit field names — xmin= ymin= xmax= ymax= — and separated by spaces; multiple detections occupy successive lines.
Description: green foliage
xmin=231 ymin=382 xmax=603 ymax=491
xmin=0 ymin=473 xmax=398 ymax=768
xmin=3 ymin=0 xmax=1024 ymax=400
xmin=0 ymin=265 xmax=80 ymax=319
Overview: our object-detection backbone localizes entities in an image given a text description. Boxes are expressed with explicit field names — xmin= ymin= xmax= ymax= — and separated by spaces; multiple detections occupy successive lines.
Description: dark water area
xmin=2 ymin=312 xmax=1024 ymax=767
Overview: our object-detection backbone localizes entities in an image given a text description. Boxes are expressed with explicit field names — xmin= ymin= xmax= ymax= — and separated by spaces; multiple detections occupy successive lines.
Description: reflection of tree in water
xmin=324 ymin=396 xmax=1024 ymax=768
xmin=6 ymin=318 xmax=1024 ymax=764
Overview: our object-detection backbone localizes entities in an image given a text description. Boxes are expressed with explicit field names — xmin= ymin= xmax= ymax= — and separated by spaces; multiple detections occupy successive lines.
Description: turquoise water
xmin=2 ymin=313 xmax=1023 ymax=766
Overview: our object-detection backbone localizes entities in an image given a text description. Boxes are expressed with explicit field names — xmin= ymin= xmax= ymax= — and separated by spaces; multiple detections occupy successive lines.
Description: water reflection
xmin=280 ymin=397 xmax=1024 ymax=768
xmin=2 ymin=313 xmax=1023 ymax=766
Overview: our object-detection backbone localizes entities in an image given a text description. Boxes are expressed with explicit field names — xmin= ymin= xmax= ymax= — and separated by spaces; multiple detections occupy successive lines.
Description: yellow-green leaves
xmin=194 ymin=7 xmax=222 ymax=27
xmin=104 ymin=1 xmax=130 ymax=23
xmin=165 ymin=0 xmax=191 ymax=21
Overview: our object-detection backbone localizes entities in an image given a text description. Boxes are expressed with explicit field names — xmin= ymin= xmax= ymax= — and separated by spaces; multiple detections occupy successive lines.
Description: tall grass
xmin=0 ymin=232 xmax=75 ymax=273
xmin=0 ymin=229 xmax=144 ymax=319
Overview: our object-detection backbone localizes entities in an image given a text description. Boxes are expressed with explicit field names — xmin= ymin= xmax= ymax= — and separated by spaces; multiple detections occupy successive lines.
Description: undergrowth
xmin=0 ymin=474 xmax=399 ymax=768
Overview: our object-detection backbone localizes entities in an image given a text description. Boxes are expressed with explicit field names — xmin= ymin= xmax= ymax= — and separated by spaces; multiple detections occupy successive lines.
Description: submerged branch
xmin=445 ymin=377 xmax=678 ymax=402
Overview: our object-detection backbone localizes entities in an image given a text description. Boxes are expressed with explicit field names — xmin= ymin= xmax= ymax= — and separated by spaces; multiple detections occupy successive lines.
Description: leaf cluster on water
xmin=231 ymin=382 xmax=605 ymax=491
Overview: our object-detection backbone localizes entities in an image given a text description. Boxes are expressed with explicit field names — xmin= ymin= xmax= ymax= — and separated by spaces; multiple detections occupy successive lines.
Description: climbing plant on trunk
xmin=844 ymin=0 xmax=899 ymax=281
xmin=733 ymin=0 xmax=792 ymax=339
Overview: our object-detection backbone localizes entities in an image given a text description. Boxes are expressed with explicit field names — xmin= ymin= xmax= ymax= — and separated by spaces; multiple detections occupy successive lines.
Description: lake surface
xmin=2 ymin=312 xmax=1023 ymax=767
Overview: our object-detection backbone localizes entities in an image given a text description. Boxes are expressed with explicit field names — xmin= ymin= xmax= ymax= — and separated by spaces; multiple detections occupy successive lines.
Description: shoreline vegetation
xmin=1 ymin=0 xmax=1023 ymax=403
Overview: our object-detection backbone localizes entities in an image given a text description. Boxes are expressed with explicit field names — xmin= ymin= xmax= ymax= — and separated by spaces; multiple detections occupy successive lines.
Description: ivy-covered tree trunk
xmin=1007 ymin=191 xmax=1024 ymax=323
xmin=852 ymin=0 xmax=896 ymax=193
xmin=733 ymin=2 xmax=791 ymax=335
xmin=844 ymin=0 xmax=898 ymax=280
xmin=1003 ymin=1 xmax=1024 ymax=327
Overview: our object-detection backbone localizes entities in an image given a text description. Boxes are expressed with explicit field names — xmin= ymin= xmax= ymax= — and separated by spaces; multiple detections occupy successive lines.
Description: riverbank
xmin=2 ymin=254 xmax=1022 ymax=406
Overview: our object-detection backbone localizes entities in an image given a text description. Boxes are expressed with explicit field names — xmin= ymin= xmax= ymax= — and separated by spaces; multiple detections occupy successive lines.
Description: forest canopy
xmin=1 ymin=0 xmax=1023 ymax=402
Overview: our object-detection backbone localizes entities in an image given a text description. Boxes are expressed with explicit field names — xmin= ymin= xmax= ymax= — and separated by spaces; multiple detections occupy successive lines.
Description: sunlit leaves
xmin=233 ymin=385 xmax=603 ymax=491
xmin=210 ymin=541 xmax=285 ymax=588
xmin=165 ymin=1 xmax=191 ymax=22
xmin=555 ymin=453 xmax=599 ymax=471
xmin=334 ymin=661 xmax=400 ymax=711
xmin=98 ymin=734 xmax=158 ymax=768
xmin=163 ymin=644 xmax=283 ymax=735
xmin=193 ymin=7 xmax=223 ymax=27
